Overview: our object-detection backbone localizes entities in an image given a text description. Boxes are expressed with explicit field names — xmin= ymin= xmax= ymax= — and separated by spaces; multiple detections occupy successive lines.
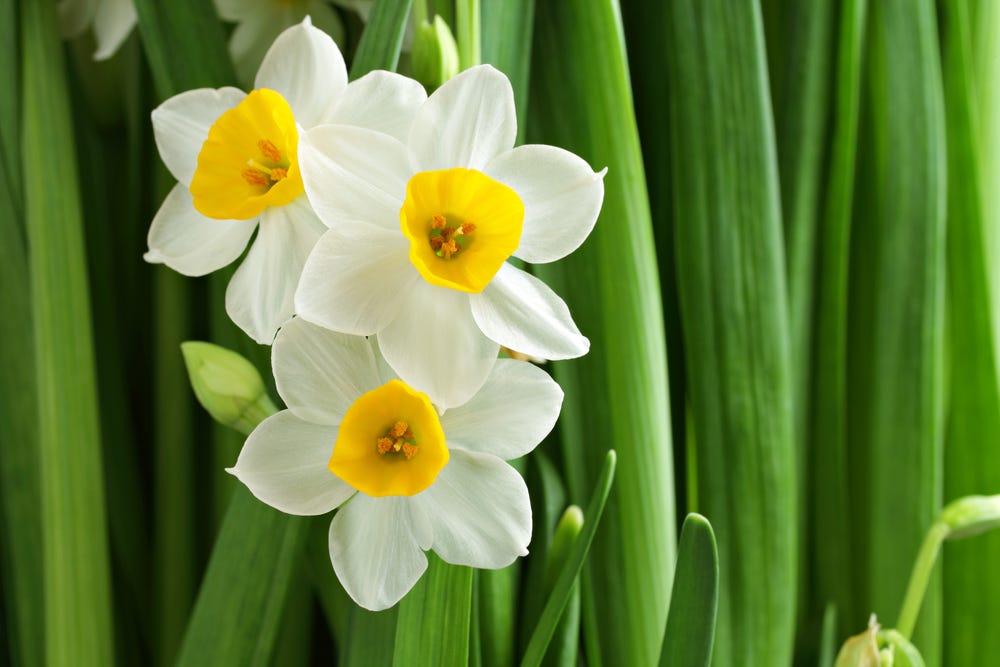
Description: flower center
xmin=329 ymin=379 xmax=448 ymax=497
xmin=190 ymin=88 xmax=304 ymax=220
xmin=400 ymin=168 xmax=524 ymax=293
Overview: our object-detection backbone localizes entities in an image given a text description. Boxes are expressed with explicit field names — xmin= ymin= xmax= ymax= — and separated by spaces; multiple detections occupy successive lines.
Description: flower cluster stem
xmin=896 ymin=521 xmax=948 ymax=640
xmin=456 ymin=0 xmax=480 ymax=68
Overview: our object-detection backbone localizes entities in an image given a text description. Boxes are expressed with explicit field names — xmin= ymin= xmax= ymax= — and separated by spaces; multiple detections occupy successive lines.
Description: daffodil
xmin=58 ymin=0 xmax=137 ymax=61
xmin=145 ymin=17 xmax=427 ymax=344
xmin=295 ymin=64 xmax=606 ymax=407
xmin=229 ymin=317 xmax=563 ymax=610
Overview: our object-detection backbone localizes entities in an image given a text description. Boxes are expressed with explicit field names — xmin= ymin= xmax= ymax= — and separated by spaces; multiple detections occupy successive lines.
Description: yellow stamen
xmin=257 ymin=139 xmax=282 ymax=162
xmin=400 ymin=168 xmax=524 ymax=293
xmin=242 ymin=168 xmax=269 ymax=188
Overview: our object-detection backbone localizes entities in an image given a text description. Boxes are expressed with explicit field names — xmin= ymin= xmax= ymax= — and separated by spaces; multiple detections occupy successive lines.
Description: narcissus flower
xmin=295 ymin=64 xmax=606 ymax=408
xmin=59 ymin=0 xmax=137 ymax=61
xmin=145 ymin=17 xmax=426 ymax=344
xmin=230 ymin=317 xmax=563 ymax=610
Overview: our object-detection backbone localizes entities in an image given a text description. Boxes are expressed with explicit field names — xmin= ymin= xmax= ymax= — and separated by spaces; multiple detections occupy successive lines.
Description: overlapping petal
xmin=229 ymin=410 xmax=353 ymax=516
xmin=254 ymin=16 xmax=347 ymax=128
xmin=151 ymin=87 xmax=246 ymax=187
xmin=408 ymin=65 xmax=517 ymax=171
xmin=330 ymin=71 xmax=428 ymax=142
xmin=470 ymin=263 xmax=589 ymax=360
xmin=299 ymin=125 xmax=412 ymax=229
xmin=225 ymin=198 xmax=326 ymax=344
xmin=484 ymin=144 xmax=606 ymax=264
xmin=414 ymin=449 xmax=531 ymax=569
xmin=440 ymin=359 xmax=562 ymax=460
xmin=295 ymin=223 xmax=417 ymax=335
xmin=378 ymin=279 xmax=499 ymax=409
xmin=144 ymin=183 xmax=256 ymax=276
xmin=273 ymin=317 xmax=382 ymax=425
xmin=329 ymin=496 xmax=432 ymax=611
xmin=92 ymin=0 xmax=137 ymax=61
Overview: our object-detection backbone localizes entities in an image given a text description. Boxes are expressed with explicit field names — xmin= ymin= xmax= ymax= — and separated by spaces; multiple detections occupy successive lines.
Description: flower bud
xmin=938 ymin=494 xmax=1000 ymax=540
xmin=411 ymin=15 xmax=459 ymax=91
xmin=181 ymin=341 xmax=277 ymax=434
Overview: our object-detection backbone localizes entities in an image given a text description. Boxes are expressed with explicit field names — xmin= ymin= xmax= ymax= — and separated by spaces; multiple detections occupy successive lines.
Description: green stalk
xmin=351 ymin=0 xmax=414 ymax=77
xmin=22 ymin=0 xmax=114 ymax=663
xmin=852 ymin=1 xmax=946 ymax=661
xmin=392 ymin=555 xmax=473 ymax=667
xmin=664 ymin=0 xmax=797 ymax=664
xmin=455 ymin=0 xmax=481 ymax=69
xmin=811 ymin=0 xmax=868 ymax=636
xmin=939 ymin=0 xmax=1000 ymax=662
xmin=0 ymin=0 xmax=19 ymax=211
xmin=896 ymin=523 xmax=948 ymax=641
xmin=481 ymin=0 xmax=534 ymax=143
xmin=530 ymin=2 xmax=676 ymax=664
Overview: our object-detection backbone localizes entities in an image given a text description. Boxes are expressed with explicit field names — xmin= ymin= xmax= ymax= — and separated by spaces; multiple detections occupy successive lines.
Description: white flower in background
xmin=58 ymin=0 xmax=137 ymax=61
xmin=230 ymin=317 xmax=563 ymax=610
xmin=295 ymin=64 xmax=606 ymax=408
xmin=214 ymin=0 xmax=374 ymax=87
xmin=145 ymin=17 xmax=426 ymax=344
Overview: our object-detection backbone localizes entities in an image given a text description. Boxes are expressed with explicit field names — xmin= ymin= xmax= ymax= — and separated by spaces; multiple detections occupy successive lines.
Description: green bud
xmin=180 ymin=341 xmax=277 ymax=434
xmin=876 ymin=630 xmax=925 ymax=667
xmin=411 ymin=15 xmax=459 ymax=90
xmin=834 ymin=619 xmax=880 ymax=667
xmin=835 ymin=617 xmax=926 ymax=667
xmin=544 ymin=505 xmax=584 ymax=594
xmin=938 ymin=494 xmax=1000 ymax=540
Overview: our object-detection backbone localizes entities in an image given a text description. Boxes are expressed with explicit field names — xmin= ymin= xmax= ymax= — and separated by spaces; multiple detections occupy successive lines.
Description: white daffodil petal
xmin=144 ymin=183 xmax=256 ymax=277
xmin=330 ymin=71 xmax=428 ymax=142
xmin=484 ymin=145 xmax=606 ymax=264
xmin=378 ymin=280 xmax=499 ymax=409
xmin=299 ymin=125 xmax=411 ymax=230
xmin=295 ymin=223 xmax=417 ymax=335
xmin=408 ymin=64 xmax=516 ymax=171
xmin=440 ymin=359 xmax=563 ymax=460
xmin=254 ymin=17 xmax=347 ymax=128
xmin=329 ymin=496 xmax=429 ymax=611
xmin=471 ymin=263 xmax=589 ymax=361
xmin=273 ymin=317 xmax=383 ymax=425
xmin=229 ymin=410 xmax=353 ymax=516
xmin=415 ymin=449 xmax=530 ymax=569
xmin=225 ymin=199 xmax=326 ymax=345
xmin=92 ymin=0 xmax=137 ymax=61
xmin=152 ymin=87 xmax=246 ymax=186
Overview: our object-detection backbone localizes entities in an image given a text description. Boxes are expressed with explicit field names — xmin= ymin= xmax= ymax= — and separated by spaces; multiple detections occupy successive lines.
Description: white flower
xmin=229 ymin=317 xmax=563 ymax=610
xmin=58 ymin=0 xmax=137 ymax=61
xmin=145 ymin=17 xmax=426 ymax=344
xmin=214 ymin=0 xmax=371 ymax=87
xmin=295 ymin=64 xmax=606 ymax=408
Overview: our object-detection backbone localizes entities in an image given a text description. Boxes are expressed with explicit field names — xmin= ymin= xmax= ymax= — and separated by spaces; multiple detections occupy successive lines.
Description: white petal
xmin=415 ymin=449 xmax=530 ymax=569
xmin=92 ymin=0 xmax=137 ymax=61
xmin=254 ymin=17 xmax=348 ymax=128
xmin=295 ymin=224 xmax=416 ymax=335
xmin=378 ymin=280 xmax=498 ymax=409
xmin=225 ymin=199 xmax=326 ymax=344
xmin=144 ymin=183 xmax=256 ymax=276
xmin=273 ymin=317 xmax=382 ymax=425
xmin=299 ymin=125 xmax=411 ymax=231
xmin=440 ymin=359 xmax=562 ymax=460
xmin=408 ymin=65 xmax=516 ymax=171
xmin=229 ymin=410 xmax=353 ymax=516
xmin=330 ymin=71 xmax=428 ymax=143
xmin=470 ymin=263 xmax=589 ymax=360
xmin=152 ymin=87 xmax=246 ymax=186
xmin=58 ymin=0 xmax=96 ymax=38
xmin=484 ymin=145 xmax=606 ymax=264
xmin=329 ymin=496 xmax=430 ymax=611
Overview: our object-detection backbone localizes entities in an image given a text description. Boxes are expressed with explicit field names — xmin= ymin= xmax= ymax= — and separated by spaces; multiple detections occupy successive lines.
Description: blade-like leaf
xmin=392 ymin=555 xmax=473 ymax=667
xmin=351 ymin=0 xmax=413 ymax=78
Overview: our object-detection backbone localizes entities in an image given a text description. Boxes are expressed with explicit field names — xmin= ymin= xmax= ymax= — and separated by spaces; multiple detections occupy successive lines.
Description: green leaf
xmin=540 ymin=506 xmax=584 ymax=667
xmin=481 ymin=0 xmax=534 ymax=142
xmin=659 ymin=514 xmax=719 ymax=667
xmin=530 ymin=1 xmax=677 ymax=662
xmin=520 ymin=450 xmax=616 ymax=667
xmin=850 ymin=1 xmax=946 ymax=660
xmin=663 ymin=0 xmax=797 ymax=663
xmin=392 ymin=554 xmax=473 ymax=667
xmin=22 ymin=1 xmax=115 ymax=664
xmin=350 ymin=0 xmax=414 ymax=78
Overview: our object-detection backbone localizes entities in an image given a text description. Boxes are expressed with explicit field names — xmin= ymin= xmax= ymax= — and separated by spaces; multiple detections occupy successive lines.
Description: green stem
xmin=897 ymin=521 xmax=949 ymax=640
xmin=413 ymin=0 xmax=428 ymax=26
xmin=456 ymin=0 xmax=481 ymax=68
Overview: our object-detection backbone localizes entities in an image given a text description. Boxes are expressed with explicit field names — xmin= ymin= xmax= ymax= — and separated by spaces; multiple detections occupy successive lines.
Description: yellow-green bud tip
xmin=412 ymin=15 xmax=459 ymax=91
xmin=180 ymin=341 xmax=276 ymax=434
xmin=938 ymin=494 xmax=1000 ymax=540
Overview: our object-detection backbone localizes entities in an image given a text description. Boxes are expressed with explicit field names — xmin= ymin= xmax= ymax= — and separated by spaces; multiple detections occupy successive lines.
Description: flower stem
xmin=413 ymin=0 xmax=428 ymax=27
xmin=456 ymin=0 xmax=481 ymax=68
xmin=896 ymin=521 xmax=949 ymax=640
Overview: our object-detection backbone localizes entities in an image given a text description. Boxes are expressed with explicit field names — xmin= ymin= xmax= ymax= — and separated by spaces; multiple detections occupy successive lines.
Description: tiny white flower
xmin=145 ymin=17 xmax=426 ymax=344
xmin=295 ymin=64 xmax=606 ymax=408
xmin=58 ymin=0 xmax=137 ymax=61
xmin=230 ymin=317 xmax=563 ymax=611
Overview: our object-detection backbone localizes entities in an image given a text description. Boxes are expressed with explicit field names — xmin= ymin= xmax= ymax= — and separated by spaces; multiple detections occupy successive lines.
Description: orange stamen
xmin=270 ymin=167 xmax=288 ymax=182
xmin=402 ymin=443 xmax=419 ymax=459
xmin=242 ymin=168 xmax=269 ymax=187
xmin=376 ymin=437 xmax=394 ymax=454
xmin=258 ymin=139 xmax=282 ymax=163
xmin=390 ymin=422 xmax=409 ymax=438
xmin=432 ymin=214 xmax=447 ymax=229
xmin=459 ymin=223 xmax=476 ymax=234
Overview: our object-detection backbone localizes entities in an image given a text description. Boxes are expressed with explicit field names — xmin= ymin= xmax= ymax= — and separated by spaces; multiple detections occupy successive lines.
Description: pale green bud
xmin=412 ymin=15 xmax=459 ymax=90
xmin=938 ymin=494 xmax=1000 ymax=540
xmin=835 ymin=617 xmax=925 ymax=667
xmin=181 ymin=341 xmax=277 ymax=434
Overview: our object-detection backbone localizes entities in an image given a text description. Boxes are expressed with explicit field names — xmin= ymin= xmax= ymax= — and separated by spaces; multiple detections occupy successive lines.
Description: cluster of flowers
xmin=147 ymin=18 xmax=605 ymax=610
